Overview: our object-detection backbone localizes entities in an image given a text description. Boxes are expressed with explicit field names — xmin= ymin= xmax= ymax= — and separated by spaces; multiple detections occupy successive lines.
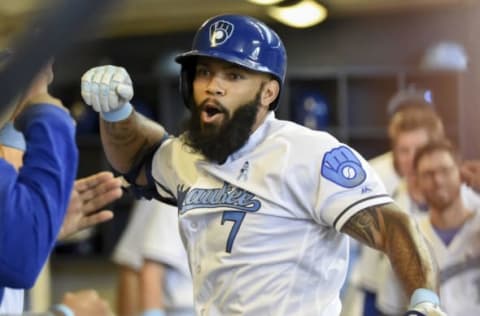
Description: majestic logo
xmin=177 ymin=182 xmax=261 ymax=214
xmin=321 ymin=146 xmax=366 ymax=188
xmin=209 ymin=20 xmax=234 ymax=47
xmin=361 ymin=185 xmax=372 ymax=194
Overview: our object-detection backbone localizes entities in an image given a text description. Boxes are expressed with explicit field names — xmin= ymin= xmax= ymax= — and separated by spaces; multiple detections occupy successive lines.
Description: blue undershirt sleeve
xmin=0 ymin=104 xmax=78 ymax=289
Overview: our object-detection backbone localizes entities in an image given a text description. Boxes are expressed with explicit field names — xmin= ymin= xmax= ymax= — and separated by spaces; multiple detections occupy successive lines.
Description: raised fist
xmin=81 ymin=65 xmax=134 ymax=113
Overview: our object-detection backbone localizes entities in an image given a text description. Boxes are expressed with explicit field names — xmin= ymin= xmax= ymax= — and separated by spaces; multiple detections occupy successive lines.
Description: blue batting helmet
xmin=175 ymin=14 xmax=287 ymax=110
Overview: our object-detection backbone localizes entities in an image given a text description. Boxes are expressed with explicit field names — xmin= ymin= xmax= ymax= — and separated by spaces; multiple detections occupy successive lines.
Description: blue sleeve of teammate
xmin=0 ymin=104 xmax=78 ymax=288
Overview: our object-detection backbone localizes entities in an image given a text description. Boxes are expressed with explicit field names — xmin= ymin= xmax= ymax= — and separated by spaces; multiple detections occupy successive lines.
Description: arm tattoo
xmin=103 ymin=119 xmax=143 ymax=147
xmin=341 ymin=205 xmax=384 ymax=249
xmin=99 ymin=112 xmax=166 ymax=176
xmin=342 ymin=202 xmax=439 ymax=295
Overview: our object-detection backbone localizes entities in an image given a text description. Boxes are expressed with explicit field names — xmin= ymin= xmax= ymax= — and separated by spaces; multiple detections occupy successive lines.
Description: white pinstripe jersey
xmin=152 ymin=113 xmax=392 ymax=316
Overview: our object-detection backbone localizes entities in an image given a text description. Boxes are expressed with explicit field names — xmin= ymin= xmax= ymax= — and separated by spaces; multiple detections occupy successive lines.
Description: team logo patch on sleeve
xmin=321 ymin=146 xmax=366 ymax=188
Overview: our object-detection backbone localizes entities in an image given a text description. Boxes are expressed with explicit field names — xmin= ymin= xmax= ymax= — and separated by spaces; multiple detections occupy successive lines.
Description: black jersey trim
xmin=153 ymin=179 xmax=178 ymax=206
xmin=332 ymin=194 xmax=391 ymax=229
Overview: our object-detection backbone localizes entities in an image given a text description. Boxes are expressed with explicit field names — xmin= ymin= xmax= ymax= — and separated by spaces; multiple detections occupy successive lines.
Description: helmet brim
xmin=175 ymin=50 xmax=281 ymax=81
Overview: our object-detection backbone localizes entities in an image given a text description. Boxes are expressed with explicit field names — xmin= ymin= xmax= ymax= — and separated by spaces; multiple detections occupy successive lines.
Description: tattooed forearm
xmin=103 ymin=119 xmax=142 ymax=147
xmin=102 ymin=112 xmax=164 ymax=147
xmin=341 ymin=205 xmax=384 ymax=249
xmin=342 ymin=202 xmax=439 ymax=297
xmin=99 ymin=111 xmax=166 ymax=175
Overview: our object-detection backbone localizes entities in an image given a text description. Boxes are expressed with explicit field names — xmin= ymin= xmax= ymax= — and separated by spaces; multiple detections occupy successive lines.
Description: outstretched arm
xmin=0 ymin=94 xmax=77 ymax=288
xmin=82 ymin=66 xmax=167 ymax=185
xmin=341 ymin=203 xmax=438 ymax=304
xmin=100 ymin=111 xmax=166 ymax=184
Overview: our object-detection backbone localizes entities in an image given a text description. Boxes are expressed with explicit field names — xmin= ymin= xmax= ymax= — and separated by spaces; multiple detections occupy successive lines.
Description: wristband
xmin=0 ymin=122 xmax=26 ymax=150
xmin=141 ymin=309 xmax=166 ymax=316
xmin=51 ymin=304 xmax=75 ymax=316
xmin=100 ymin=102 xmax=133 ymax=122
xmin=410 ymin=288 xmax=440 ymax=307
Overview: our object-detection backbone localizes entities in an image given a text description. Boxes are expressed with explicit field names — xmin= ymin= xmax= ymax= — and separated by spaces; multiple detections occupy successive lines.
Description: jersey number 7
xmin=221 ymin=211 xmax=246 ymax=253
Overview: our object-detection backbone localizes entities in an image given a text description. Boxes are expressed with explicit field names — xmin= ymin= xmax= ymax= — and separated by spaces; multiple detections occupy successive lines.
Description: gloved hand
xmin=404 ymin=289 xmax=447 ymax=316
xmin=81 ymin=65 xmax=134 ymax=122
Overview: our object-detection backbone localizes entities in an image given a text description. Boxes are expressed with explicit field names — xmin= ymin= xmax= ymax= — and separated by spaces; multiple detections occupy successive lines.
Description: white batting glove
xmin=81 ymin=65 xmax=134 ymax=122
xmin=404 ymin=289 xmax=447 ymax=316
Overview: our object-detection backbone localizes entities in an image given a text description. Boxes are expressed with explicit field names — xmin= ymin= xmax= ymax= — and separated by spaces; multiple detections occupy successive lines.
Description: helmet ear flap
xmin=179 ymin=60 xmax=196 ymax=109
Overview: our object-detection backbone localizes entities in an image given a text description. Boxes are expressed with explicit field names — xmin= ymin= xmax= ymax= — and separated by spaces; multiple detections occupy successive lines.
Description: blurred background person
xmin=377 ymin=140 xmax=480 ymax=315
xmin=113 ymin=199 xmax=194 ymax=316
xmin=350 ymin=90 xmax=480 ymax=315
xmin=0 ymin=55 xmax=77 ymax=314
xmin=0 ymin=52 xmax=121 ymax=315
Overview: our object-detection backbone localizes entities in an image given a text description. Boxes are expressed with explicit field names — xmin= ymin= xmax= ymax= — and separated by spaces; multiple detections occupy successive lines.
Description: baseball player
xmin=141 ymin=199 xmax=194 ymax=316
xmin=0 ymin=59 xmax=77 ymax=314
xmin=112 ymin=199 xmax=194 ymax=316
xmin=0 ymin=56 xmax=122 ymax=315
xmin=377 ymin=140 xmax=480 ymax=315
xmin=81 ymin=14 xmax=446 ymax=315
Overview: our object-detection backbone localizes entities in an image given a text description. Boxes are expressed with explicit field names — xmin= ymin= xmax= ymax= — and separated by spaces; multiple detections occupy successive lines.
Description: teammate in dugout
xmin=0 ymin=51 xmax=120 ymax=316
xmin=377 ymin=140 xmax=480 ymax=315
xmin=81 ymin=14 xmax=446 ymax=315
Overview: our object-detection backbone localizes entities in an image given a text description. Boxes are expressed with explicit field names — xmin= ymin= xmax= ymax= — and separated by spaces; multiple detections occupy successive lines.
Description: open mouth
xmin=204 ymin=104 xmax=222 ymax=117
xmin=200 ymin=102 xmax=225 ymax=123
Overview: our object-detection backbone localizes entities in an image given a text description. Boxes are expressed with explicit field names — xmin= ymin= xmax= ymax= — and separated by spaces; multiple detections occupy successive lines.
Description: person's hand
xmin=81 ymin=65 xmax=134 ymax=113
xmin=461 ymin=160 xmax=480 ymax=193
xmin=58 ymin=171 xmax=123 ymax=240
xmin=58 ymin=289 xmax=114 ymax=316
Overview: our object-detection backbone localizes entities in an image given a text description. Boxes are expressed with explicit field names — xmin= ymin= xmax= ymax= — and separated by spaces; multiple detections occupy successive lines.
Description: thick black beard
xmin=183 ymin=93 xmax=261 ymax=164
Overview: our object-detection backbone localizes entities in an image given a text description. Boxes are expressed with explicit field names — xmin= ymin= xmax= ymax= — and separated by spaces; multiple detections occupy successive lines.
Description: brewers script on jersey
xmin=152 ymin=112 xmax=392 ymax=315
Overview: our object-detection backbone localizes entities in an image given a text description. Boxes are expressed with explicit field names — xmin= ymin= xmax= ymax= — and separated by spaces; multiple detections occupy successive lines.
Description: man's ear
xmin=260 ymin=79 xmax=280 ymax=108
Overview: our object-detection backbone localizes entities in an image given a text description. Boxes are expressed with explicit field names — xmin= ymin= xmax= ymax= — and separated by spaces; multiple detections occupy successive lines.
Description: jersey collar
xmin=225 ymin=111 xmax=275 ymax=163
